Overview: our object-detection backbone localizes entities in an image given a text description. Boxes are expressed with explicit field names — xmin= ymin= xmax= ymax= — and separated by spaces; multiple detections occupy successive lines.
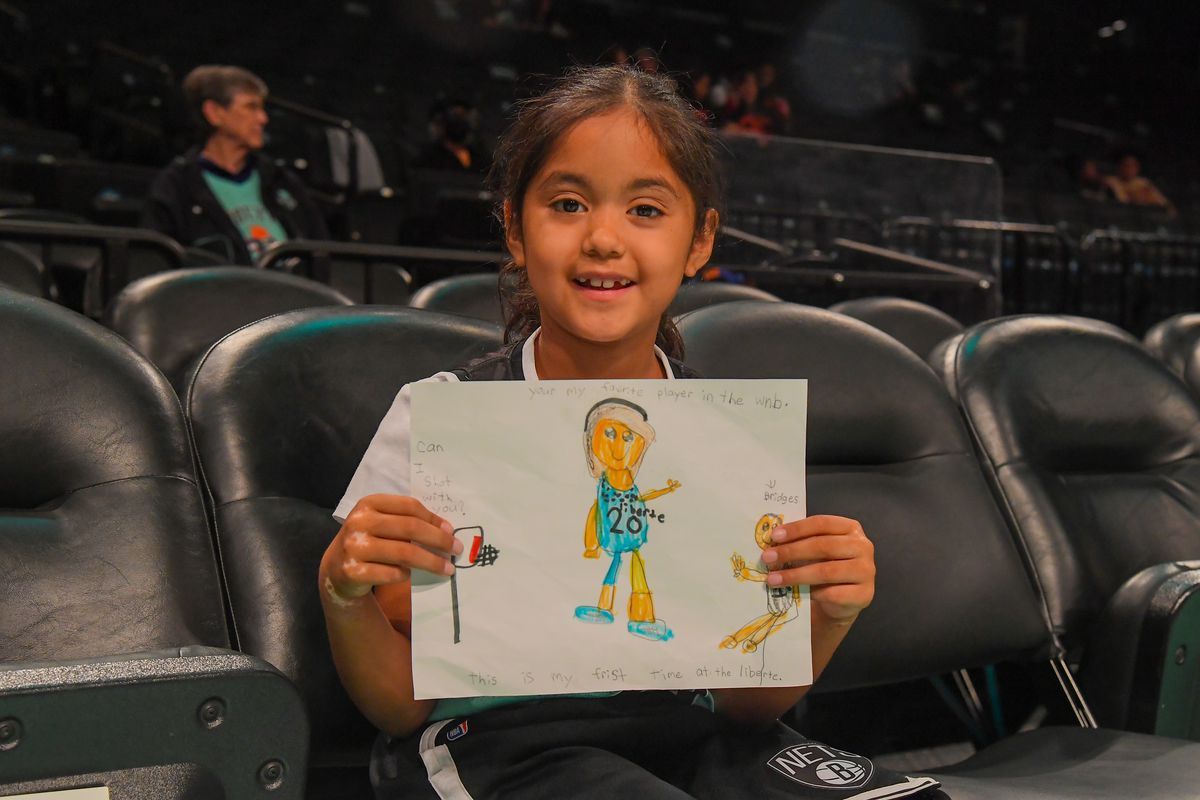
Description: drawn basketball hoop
xmin=450 ymin=526 xmax=499 ymax=644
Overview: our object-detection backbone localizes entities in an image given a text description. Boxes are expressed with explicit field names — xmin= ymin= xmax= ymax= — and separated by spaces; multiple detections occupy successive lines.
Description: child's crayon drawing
xmin=573 ymin=398 xmax=681 ymax=642
xmin=720 ymin=514 xmax=802 ymax=653
xmin=449 ymin=525 xmax=500 ymax=644
xmin=407 ymin=378 xmax=811 ymax=698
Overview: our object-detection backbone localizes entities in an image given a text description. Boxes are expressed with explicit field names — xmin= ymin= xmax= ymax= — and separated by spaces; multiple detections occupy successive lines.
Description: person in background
xmin=1104 ymin=150 xmax=1174 ymax=213
xmin=756 ymin=62 xmax=792 ymax=134
xmin=634 ymin=46 xmax=661 ymax=74
xmin=412 ymin=99 xmax=489 ymax=173
xmin=142 ymin=65 xmax=328 ymax=265
xmin=1072 ymin=156 xmax=1111 ymax=203
xmin=722 ymin=69 xmax=788 ymax=136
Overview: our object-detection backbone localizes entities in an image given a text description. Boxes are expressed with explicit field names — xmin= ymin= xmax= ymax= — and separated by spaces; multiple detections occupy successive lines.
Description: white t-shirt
xmin=333 ymin=328 xmax=677 ymax=521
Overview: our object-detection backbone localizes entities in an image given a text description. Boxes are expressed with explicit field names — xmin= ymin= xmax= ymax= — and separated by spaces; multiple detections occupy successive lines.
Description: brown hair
xmin=182 ymin=65 xmax=268 ymax=141
xmin=489 ymin=64 xmax=722 ymax=359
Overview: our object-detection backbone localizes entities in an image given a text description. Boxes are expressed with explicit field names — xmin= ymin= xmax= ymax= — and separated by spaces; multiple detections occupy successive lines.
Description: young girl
xmin=320 ymin=65 xmax=940 ymax=799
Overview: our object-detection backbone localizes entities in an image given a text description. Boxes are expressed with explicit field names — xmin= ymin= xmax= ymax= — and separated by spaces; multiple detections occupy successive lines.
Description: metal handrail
xmin=831 ymin=238 xmax=993 ymax=285
xmin=0 ymin=220 xmax=185 ymax=306
xmin=260 ymin=240 xmax=507 ymax=303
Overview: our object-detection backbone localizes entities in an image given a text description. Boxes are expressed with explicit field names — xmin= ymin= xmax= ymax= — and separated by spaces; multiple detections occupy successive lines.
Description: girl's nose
xmin=582 ymin=211 xmax=625 ymax=259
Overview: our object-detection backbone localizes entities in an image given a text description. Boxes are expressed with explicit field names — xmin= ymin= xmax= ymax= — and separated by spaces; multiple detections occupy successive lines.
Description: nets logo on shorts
xmin=766 ymin=743 xmax=873 ymax=789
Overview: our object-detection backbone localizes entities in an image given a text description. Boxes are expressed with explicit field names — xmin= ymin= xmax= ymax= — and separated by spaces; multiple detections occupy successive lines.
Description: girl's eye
xmin=622 ymin=430 xmax=634 ymax=442
xmin=631 ymin=204 xmax=663 ymax=218
xmin=604 ymin=427 xmax=616 ymax=440
xmin=553 ymin=198 xmax=583 ymax=213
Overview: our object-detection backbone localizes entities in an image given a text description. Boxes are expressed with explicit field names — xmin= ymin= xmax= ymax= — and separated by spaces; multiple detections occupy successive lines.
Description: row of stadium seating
xmin=2 ymin=284 xmax=1197 ymax=798
xmin=97 ymin=264 xmax=1200 ymax=410
xmin=4 ymin=212 xmax=1200 ymax=339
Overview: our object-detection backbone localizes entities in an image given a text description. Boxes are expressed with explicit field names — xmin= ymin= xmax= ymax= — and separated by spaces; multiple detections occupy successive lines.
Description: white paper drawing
xmin=409 ymin=379 xmax=809 ymax=699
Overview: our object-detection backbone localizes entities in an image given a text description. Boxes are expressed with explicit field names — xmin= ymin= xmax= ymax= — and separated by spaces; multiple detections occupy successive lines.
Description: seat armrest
xmin=0 ymin=648 xmax=309 ymax=798
xmin=1079 ymin=561 xmax=1200 ymax=738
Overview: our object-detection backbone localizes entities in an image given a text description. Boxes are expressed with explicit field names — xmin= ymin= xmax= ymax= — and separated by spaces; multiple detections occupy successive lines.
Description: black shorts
xmin=371 ymin=692 xmax=943 ymax=800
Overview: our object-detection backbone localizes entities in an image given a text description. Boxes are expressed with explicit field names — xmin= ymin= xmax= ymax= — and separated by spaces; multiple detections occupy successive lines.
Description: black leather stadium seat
xmin=937 ymin=315 xmax=1200 ymax=736
xmin=678 ymin=300 xmax=1200 ymax=798
xmin=1144 ymin=312 xmax=1200 ymax=385
xmin=0 ymin=288 xmax=229 ymax=663
xmin=829 ymin=296 xmax=964 ymax=360
xmin=185 ymin=307 xmax=503 ymax=797
xmin=0 ymin=289 xmax=307 ymax=796
xmin=105 ymin=267 xmax=354 ymax=392
xmin=408 ymin=271 xmax=506 ymax=325
xmin=0 ymin=241 xmax=49 ymax=298
xmin=925 ymin=330 xmax=965 ymax=394
xmin=668 ymin=280 xmax=780 ymax=317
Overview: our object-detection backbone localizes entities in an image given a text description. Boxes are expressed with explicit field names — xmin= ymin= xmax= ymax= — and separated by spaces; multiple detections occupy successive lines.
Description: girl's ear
xmin=503 ymin=200 xmax=525 ymax=267
xmin=683 ymin=208 xmax=720 ymax=278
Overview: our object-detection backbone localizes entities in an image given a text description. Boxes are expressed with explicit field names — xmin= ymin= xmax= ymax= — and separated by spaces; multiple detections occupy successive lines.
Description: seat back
xmin=186 ymin=307 xmax=503 ymax=769
xmin=668 ymin=280 xmax=780 ymax=317
xmin=829 ymin=296 xmax=965 ymax=360
xmin=408 ymin=272 xmax=506 ymax=325
xmin=1144 ymin=312 xmax=1200 ymax=378
xmin=105 ymin=267 xmax=354 ymax=392
xmin=0 ymin=288 xmax=228 ymax=664
xmin=0 ymin=241 xmax=48 ymax=297
xmin=939 ymin=315 xmax=1200 ymax=646
xmin=678 ymin=301 xmax=1054 ymax=690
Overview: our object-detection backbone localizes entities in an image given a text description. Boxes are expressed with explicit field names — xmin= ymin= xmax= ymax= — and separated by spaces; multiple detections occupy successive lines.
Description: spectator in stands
xmin=412 ymin=99 xmax=489 ymax=173
xmin=722 ymin=68 xmax=789 ymax=136
xmin=756 ymin=61 xmax=792 ymax=134
xmin=634 ymin=46 xmax=661 ymax=74
xmin=686 ymin=69 xmax=717 ymax=125
xmin=1072 ymin=156 xmax=1111 ymax=203
xmin=141 ymin=65 xmax=327 ymax=265
xmin=601 ymin=43 xmax=630 ymax=66
xmin=1104 ymin=150 xmax=1174 ymax=212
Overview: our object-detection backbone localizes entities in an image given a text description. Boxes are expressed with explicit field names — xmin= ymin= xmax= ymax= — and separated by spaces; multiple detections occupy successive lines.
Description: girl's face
xmin=507 ymin=107 xmax=717 ymax=352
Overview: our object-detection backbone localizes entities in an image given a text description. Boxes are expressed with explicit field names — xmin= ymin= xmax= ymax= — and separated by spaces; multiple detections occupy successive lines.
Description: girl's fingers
xmin=770 ymin=515 xmax=865 ymax=544
xmin=336 ymin=561 xmax=412 ymax=589
xmin=346 ymin=498 xmax=461 ymax=556
xmin=343 ymin=531 xmax=456 ymax=577
xmin=369 ymin=514 xmax=462 ymax=556
xmin=765 ymin=558 xmax=873 ymax=588
xmin=763 ymin=535 xmax=867 ymax=566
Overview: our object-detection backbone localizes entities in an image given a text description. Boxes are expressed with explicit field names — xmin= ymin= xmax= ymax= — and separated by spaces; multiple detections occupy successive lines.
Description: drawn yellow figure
xmin=721 ymin=514 xmax=801 ymax=653
xmin=574 ymin=398 xmax=681 ymax=642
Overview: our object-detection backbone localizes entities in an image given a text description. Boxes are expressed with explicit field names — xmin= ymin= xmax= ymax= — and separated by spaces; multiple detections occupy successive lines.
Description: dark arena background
xmin=1 ymin=1 xmax=1199 ymax=798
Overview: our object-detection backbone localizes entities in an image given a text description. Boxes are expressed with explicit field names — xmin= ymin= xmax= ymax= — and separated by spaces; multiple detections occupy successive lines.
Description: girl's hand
xmin=321 ymin=494 xmax=462 ymax=604
xmin=759 ymin=515 xmax=875 ymax=625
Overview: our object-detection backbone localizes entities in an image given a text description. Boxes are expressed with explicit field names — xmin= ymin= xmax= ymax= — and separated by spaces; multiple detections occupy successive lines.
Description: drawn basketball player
xmin=573 ymin=398 xmax=681 ymax=642
xmin=721 ymin=514 xmax=802 ymax=652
